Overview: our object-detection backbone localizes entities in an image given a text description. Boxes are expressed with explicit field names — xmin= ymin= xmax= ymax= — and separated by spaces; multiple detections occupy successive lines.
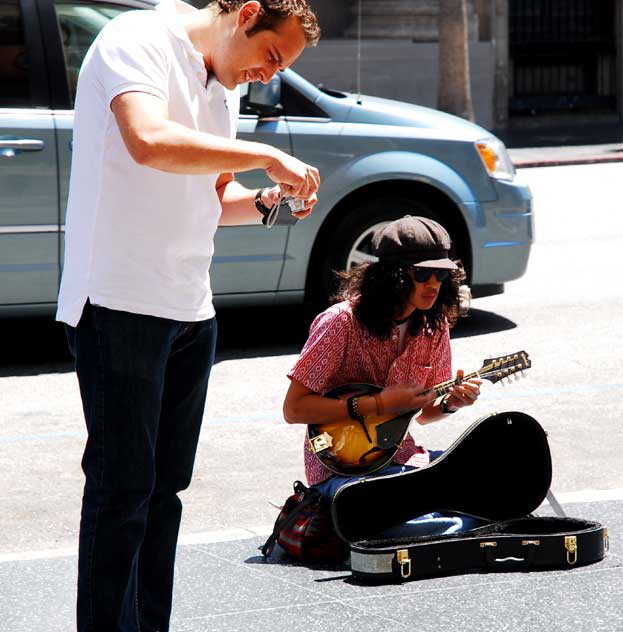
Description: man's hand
xmin=265 ymin=152 xmax=320 ymax=200
xmin=262 ymin=185 xmax=318 ymax=220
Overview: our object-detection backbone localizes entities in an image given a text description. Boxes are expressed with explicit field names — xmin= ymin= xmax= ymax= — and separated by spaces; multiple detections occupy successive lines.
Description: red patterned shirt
xmin=288 ymin=301 xmax=453 ymax=485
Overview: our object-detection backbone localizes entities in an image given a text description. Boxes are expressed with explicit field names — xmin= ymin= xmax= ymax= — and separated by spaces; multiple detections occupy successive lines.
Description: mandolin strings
xmin=432 ymin=354 xmax=528 ymax=397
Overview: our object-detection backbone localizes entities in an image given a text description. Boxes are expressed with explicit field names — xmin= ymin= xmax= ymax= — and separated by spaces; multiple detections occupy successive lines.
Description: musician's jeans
xmin=65 ymin=302 xmax=216 ymax=632
xmin=315 ymin=450 xmax=486 ymax=536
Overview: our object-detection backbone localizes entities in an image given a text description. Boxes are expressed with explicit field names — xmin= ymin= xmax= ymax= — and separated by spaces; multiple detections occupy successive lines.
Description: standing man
xmin=56 ymin=1 xmax=320 ymax=630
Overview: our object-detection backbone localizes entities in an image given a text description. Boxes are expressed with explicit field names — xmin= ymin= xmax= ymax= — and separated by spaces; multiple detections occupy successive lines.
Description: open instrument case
xmin=330 ymin=412 xmax=609 ymax=583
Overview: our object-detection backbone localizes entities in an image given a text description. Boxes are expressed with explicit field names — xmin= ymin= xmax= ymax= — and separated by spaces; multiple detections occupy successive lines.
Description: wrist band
xmin=440 ymin=394 xmax=457 ymax=415
xmin=373 ymin=393 xmax=384 ymax=416
xmin=254 ymin=188 xmax=271 ymax=218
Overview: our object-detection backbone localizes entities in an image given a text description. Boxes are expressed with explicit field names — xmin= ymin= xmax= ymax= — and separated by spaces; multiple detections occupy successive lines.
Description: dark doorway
xmin=509 ymin=0 xmax=618 ymax=115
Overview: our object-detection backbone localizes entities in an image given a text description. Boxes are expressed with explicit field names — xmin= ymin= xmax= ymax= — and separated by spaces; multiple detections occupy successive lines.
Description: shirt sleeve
xmin=287 ymin=307 xmax=351 ymax=395
xmin=90 ymin=12 xmax=170 ymax=108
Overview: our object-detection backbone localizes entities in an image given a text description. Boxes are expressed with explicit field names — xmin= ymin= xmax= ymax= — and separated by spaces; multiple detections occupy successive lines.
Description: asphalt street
xmin=1 ymin=162 xmax=622 ymax=630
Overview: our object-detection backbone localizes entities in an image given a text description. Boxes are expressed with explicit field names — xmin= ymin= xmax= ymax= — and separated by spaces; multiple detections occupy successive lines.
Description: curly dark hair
xmin=214 ymin=0 xmax=320 ymax=45
xmin=332 ymin=261 xmax=466 ymax=340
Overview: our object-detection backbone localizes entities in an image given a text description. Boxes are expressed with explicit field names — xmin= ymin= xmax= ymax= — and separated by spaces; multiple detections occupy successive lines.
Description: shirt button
xmin=392 ymin=335 xmax=398 ymax=341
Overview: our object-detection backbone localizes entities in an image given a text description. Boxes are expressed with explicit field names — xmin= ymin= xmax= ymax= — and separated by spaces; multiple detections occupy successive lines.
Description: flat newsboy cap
xmin=371 ymin=215 xmax=458 ymax=269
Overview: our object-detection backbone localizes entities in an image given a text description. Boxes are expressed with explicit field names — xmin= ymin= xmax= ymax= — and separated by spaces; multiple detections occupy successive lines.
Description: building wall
xmin=292 ymin=40 xmax=495 ymax=130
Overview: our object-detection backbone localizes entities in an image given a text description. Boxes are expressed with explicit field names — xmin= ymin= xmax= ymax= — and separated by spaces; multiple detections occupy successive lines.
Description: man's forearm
xmin=218 ymin=179 xmax=263 ymax=226
xmin=128 ymin=118 xmax=279 ymax=175
xmin=112 ymin=92 xmax=319 ymax=197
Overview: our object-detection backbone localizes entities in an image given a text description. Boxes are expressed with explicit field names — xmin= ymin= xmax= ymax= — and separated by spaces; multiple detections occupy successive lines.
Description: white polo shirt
xmin=56 ymin=0 xmax=239 ymax=326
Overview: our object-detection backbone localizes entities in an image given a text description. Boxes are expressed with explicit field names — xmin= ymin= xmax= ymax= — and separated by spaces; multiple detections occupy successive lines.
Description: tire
xmin=317 ymin=196 xmax=449 ymax=305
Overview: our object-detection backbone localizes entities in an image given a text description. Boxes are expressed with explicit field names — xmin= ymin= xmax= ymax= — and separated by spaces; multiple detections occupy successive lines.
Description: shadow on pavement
xmin=451 ymin=308 xmax=517 ymax=339
xmin=214 ymin=304 xmax=315 ymax=363
xmin=0 ymin=305 xmax=516 ymax=376
xmin=0 ymin=306 xmax=315 ymax=377
xmin=244 ymin=550 xmax=350 ymax=575
xmin=0 ymin=316 xmax=74 ymax=378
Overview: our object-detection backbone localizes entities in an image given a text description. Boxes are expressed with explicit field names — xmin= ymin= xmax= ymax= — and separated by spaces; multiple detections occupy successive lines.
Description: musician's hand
xmin=445 ymin=369 xmax=482 ymax=410
xmin=381 ymin=383 xmax=437 ymax=414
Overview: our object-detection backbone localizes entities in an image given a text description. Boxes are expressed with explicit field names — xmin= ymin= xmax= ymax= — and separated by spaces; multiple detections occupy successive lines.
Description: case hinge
xmin=565 ymin=535 xmax=578 ymax=565
xmin=396 ymin=549 xmax=412 ymax=578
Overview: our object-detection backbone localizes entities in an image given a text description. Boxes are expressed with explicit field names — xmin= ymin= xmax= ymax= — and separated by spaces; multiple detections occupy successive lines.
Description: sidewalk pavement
xmin=3 ymin=499 xmax=621 ymax=632
xmin=498 ymin=117 xmax=623 ymax=168
xmin=2 ymin=119 xmax=622 ymax=632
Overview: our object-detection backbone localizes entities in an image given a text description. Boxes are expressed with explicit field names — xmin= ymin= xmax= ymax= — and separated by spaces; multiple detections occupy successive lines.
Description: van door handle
xmin=0 ymin=139 xmax=45 ymax=157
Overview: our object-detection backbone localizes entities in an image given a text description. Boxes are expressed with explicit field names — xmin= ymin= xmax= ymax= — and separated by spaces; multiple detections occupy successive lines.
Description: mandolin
xmin=307 ymin=351 xmax=532 ymax=477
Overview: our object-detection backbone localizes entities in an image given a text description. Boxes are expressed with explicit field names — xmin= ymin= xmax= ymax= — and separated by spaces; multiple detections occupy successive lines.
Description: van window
xmin=55 ymin=1 xmax=130 ymax=106
xmin=0 ymin=0 xmax=31 ymax=107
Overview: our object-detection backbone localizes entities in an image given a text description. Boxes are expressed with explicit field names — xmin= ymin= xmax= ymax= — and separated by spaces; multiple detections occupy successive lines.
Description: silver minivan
xmin=0 ymin=0 xmax=532 ymax=316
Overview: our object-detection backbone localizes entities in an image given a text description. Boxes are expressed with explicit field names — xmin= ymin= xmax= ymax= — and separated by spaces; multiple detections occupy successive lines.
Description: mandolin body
xmin=307 ymin=384 xmax=415 ymax=476
xmin=307 ymin=351 xmax=531 ymax=477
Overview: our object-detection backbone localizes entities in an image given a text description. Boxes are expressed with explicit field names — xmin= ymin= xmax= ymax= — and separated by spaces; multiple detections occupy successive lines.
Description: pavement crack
xmin=184 ymin=544 xmax=413 ymax=629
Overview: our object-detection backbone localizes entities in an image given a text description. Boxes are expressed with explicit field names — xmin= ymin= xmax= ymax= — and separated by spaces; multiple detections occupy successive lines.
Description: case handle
xmin=481 ymin=540 xmax=539 ymax=567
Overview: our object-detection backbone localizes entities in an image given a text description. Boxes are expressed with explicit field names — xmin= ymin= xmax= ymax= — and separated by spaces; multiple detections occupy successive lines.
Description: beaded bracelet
xmin=347 ymin=396 xmax=363 ymax=421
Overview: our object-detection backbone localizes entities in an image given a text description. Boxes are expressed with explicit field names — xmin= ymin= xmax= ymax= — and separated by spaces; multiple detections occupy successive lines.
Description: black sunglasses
xmin=410 ymin=268 xmax=451 ymax=283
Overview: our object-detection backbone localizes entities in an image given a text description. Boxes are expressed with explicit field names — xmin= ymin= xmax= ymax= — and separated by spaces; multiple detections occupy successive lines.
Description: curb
xmin=515 ymin=156 xmax=623 ymax=169
xmin=511 ymin=153 xmax=623 ymax=169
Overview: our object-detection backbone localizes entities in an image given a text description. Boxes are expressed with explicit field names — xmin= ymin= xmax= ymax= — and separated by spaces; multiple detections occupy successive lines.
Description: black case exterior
xmin=350 ymin=517 xmax=608 ymax=583
xmin=330 ymin=412 xmax=609 ymax=583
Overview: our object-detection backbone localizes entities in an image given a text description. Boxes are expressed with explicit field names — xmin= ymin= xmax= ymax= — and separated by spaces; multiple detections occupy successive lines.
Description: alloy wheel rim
xmin=345 ymin=221 xmax=389 ymax=270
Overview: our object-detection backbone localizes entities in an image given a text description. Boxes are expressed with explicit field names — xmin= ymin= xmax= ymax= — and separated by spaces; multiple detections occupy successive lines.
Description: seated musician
xmin=283 ymin=215 xmax=484 ymax=535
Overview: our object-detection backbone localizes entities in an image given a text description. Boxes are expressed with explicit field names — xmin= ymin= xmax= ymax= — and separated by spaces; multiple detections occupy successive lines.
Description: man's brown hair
xmin=215 ymin=0 xmax=320 ymax=46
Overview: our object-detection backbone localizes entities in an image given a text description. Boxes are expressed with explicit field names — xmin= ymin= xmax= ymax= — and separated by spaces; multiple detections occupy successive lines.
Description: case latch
xmin=604 ymin=529 xmax=610 ymax=553
xmin=396 ymin=549 xmax=411 ymax=578
xmin=565 ymin=535 xmax=578 ymax=565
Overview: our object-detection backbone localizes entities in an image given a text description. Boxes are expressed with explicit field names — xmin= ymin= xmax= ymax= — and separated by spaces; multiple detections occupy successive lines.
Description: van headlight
xmin=476 ymin=138 xmax=515 ymax=181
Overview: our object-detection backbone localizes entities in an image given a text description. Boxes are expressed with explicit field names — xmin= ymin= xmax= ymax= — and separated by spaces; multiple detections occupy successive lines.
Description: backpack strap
xmin=261 ymin=481 xmax=322 ymax=558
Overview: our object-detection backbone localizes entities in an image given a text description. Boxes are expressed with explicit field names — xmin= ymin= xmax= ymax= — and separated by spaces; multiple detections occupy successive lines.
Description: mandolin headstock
xmin=480 ymin=351 xmax=531 ymax=384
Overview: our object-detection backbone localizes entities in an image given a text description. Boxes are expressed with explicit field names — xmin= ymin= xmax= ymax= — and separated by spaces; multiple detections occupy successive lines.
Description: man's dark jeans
xmin=66 ymin=302 xmax=217 ymax=632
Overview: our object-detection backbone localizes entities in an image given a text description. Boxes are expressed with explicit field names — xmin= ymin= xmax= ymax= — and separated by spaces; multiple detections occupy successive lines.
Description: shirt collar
xmin=156 ymin=0 xmax=206 ymax=70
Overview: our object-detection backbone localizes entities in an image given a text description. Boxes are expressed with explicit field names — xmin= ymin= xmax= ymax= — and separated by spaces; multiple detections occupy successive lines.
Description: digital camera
xmin=282 ymin=196 xmax=307 ymax=212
